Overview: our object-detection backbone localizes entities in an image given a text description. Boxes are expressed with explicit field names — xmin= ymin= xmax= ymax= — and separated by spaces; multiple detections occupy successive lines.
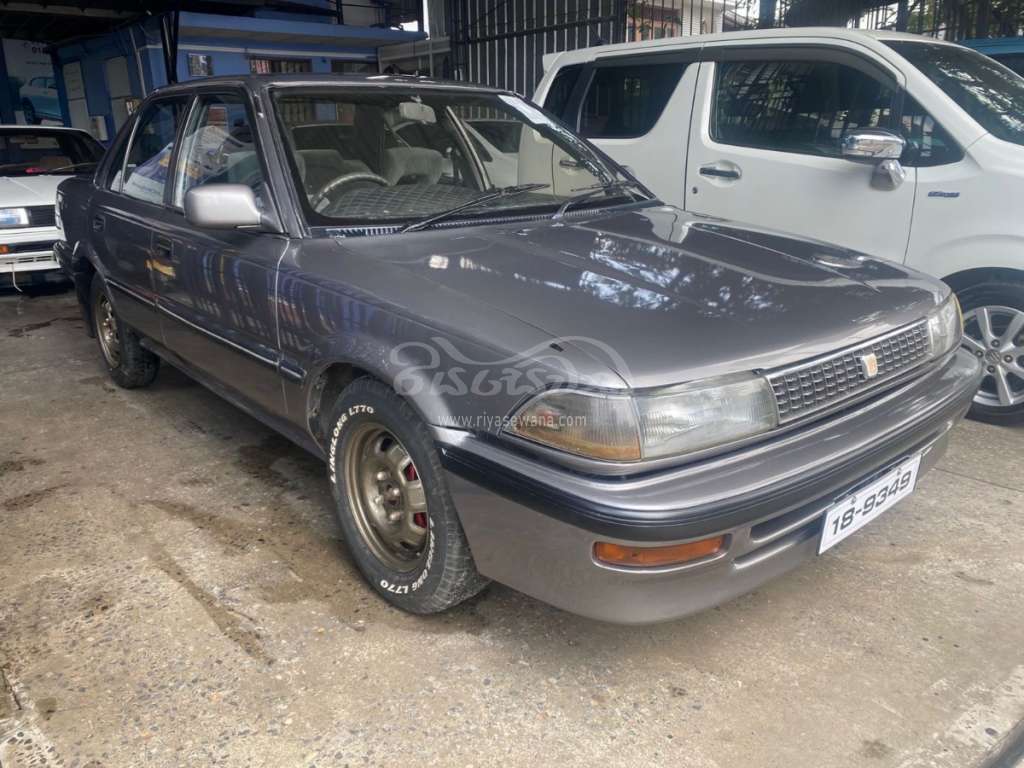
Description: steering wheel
xmin=310 ymin=172 xmax=389 ymax=211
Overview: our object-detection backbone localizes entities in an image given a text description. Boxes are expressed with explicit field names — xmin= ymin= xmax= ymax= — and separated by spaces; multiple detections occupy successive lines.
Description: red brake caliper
xmin=406 ymin=463 xmax=427 ymax=529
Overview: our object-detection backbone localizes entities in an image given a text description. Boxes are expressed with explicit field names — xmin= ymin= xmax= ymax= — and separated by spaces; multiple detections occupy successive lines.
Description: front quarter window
xmin=887 ymin=41 xmax=1024 ymax=146
xmin=271 ymin=87 xmax=639 ymax=230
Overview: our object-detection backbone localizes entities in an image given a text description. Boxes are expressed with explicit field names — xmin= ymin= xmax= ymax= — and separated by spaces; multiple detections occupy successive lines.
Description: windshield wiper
xmin=400 ymin=183 xmax=551 ymax=233
xmin=552 ymin=180 xmax=649 ymax=220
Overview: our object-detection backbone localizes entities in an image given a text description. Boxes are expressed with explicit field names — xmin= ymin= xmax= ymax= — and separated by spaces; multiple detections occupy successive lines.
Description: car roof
xmin=544 ymin=26 xmax=961 ymax=65
xmin=149 ymin=73 xmax=511 ymax=98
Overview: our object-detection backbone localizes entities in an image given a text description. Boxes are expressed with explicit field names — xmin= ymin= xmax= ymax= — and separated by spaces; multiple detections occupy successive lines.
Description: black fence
xmin=443 ymin=0 xmax=1024 ymax=97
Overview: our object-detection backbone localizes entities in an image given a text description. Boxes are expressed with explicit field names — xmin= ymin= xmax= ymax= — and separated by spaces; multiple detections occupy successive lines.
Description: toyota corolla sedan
xmin=55 ymin=75 xmax=982 ymax=623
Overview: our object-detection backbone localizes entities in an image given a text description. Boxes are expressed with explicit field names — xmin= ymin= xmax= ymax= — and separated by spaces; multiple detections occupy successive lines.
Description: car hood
xmin=334 ymin=205 xmax=946 ymax=389
xmin=0 ymin=174 xmax=65 ymax=207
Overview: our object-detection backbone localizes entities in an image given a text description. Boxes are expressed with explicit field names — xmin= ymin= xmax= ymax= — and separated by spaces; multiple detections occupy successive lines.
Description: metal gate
xmin=445 ymin=0 xmax=626 ymax=96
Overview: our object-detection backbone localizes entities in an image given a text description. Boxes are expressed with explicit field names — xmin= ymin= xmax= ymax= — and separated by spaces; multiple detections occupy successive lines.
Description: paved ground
xmin=1 ymin=287 xmax=1023 ymax=768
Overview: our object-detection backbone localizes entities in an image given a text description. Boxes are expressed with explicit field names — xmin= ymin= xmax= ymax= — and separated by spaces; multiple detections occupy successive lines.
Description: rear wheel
xmin=327 ymin=377 xmax=488 ymax=613
xmin=90 ymin=274 xmax=159 ymax=389
xmin=958 ymin=280 xmax=1024 ymax=424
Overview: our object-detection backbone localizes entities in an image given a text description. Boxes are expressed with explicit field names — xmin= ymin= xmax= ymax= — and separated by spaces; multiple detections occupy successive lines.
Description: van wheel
xmin=958 ymin=280 xmax=1024 ymax=424
xmin=90 ymin=274 xmax=159 ymax=389
xmin=327 ymin=377 xmax=488 ymax=614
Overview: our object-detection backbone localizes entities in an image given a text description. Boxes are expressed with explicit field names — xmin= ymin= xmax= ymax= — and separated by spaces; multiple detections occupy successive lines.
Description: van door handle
xmin=699 ymin=164 xmax=741 ymax=180
xmin=91 ymin=215 xmax=105 ymax=232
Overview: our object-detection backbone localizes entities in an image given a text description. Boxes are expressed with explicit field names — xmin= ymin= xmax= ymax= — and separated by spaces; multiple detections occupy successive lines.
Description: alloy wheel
xmin=962 ymin=305 xmax=1024 ymax=409
xmin=343 ymin=423 xmax=429 ymax=572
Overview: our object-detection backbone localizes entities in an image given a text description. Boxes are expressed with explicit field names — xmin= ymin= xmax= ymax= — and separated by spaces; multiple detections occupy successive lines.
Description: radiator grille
xmin=26 ymin=206 xmax=56 ymax=227
xmin=768 ymin=321 xmax=931 ymax=422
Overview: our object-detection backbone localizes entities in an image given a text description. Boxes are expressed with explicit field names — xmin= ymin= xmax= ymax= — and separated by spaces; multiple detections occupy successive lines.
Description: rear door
xmin=153 ymin=89 xmax=288 ymax=417
xmin=90 ymin=96 xmax=190 ymax=340
xmin=685 ymin=46 xmax=916 ymax=262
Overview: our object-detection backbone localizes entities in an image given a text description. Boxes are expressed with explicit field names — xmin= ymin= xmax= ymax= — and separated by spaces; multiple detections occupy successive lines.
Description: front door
xmin=153 ymin=90 xmax=287 ymax=418
xmin=685 ymin=46 xmax=916 ymax=262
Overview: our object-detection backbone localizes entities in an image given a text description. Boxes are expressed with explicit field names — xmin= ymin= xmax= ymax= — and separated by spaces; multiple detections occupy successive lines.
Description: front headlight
xmin=927 ymin=293 xmax=962 ymax=359
xmin=0 ymin=208 xmax=29 ymax=229
xmin=506 ymin=373 xmax=779 ymax=462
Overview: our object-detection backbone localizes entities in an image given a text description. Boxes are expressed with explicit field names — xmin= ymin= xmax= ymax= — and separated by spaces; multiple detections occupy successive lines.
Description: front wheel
xmin=327 ymin=377 xmax=488 ymax=614
xmin=90 ymin=274 xmax=159 ymax=388
xmin=958 ymin=280 xmax=1024 ymax=424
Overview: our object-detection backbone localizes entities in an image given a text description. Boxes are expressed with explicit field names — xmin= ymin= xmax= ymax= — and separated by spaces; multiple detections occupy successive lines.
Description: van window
xmin=121 ymin=98 xmax=189 ymax=204
xmin=580 ymin=62 xmax=686 ymax=139
xmin=543 ymin=64 xmax=584 ymax=122
xmin=899 ymin=96 xmax=962 ymax=167
xmin=712 ymin=60 xmax=897 ymax=157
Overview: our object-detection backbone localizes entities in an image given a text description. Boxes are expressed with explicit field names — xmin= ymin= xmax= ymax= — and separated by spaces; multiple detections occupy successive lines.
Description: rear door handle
xmin=91 ymin=215 xmax=105 ymax=232
xmin=699 ymin=165 xmax=741 ymax=180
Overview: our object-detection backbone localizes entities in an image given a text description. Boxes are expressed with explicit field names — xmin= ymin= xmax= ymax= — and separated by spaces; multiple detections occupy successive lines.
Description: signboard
xmin=2 ymin=39 xmax=64 ymax=125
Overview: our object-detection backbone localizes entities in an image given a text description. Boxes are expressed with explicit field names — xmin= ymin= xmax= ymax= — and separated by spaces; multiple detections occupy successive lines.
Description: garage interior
xmin=3 ymin=1 xmax=1024 ymax=767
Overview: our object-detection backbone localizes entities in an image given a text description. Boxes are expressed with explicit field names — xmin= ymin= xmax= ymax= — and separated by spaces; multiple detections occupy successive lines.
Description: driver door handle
xmin=699 ymin=164 xmax=741 ymax=180
xmin=91 ymin=215 xmax=105 ymax=232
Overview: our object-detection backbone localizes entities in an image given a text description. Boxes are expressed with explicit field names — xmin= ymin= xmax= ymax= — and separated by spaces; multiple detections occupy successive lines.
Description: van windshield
xmin=887 ymin=41 xmax=1024 ymax=146
xmin=271 ymin=87 xmax=642 ymax=228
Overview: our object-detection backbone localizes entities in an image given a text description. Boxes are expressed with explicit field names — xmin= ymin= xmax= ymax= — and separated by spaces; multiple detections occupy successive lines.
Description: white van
xmin=536 ymin=28 xmax=1024 ymax=423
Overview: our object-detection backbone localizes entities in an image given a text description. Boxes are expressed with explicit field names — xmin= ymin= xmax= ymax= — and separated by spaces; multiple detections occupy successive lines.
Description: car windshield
xmin=887 ymin=41 xmax=1024 ymax=146
xmin=0 ymin=130 xmax=103 ymax=177
xmin=271 ymin=87 xmax=642 ymax=228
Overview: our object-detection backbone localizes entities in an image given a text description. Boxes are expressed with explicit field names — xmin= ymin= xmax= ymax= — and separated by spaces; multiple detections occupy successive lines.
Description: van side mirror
xmin=840 ymin=129 xmax=907 ymax=190
xmin=185 ymin=184 xmax=266 ymax=229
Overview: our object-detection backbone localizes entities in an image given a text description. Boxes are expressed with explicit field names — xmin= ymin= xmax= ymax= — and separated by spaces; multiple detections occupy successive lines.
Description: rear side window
xmin=173 ymin=93 xmax=267 ymax=209
xmin=121 ymin=98 xmax=189 ymax=204
xmin=713 ymin=60 xmax=897 ymax=157
xmin=542 ymin=63 xmax=584 ymax=121
xmin=580 ymin=62 xmax=686 ymax=139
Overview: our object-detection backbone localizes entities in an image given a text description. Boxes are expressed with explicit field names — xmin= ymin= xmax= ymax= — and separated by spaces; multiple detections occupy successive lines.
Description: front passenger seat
xmin=382 ymin=147 xmax=444 ymax=186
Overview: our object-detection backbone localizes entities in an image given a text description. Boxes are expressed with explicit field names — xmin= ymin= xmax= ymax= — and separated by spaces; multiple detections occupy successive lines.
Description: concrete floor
xmin=1 ymin=287 xmax=1022 ymax=768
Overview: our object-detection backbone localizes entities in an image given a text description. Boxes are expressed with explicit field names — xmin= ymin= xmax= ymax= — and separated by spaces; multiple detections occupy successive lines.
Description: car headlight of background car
xmin=0 ymin=208 xmax=30 ymax=229
xmin=927 ymin=293 xmax=962 ymax=359
xmin=506 ymin=373 xmax=778 ymax=462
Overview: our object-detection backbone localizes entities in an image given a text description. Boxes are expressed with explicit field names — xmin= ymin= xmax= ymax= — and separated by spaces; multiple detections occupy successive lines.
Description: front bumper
xmin=437 ymin=348 xmax=982 ymax=624
xmin=1 ymin=226 xmax=61 ymax=277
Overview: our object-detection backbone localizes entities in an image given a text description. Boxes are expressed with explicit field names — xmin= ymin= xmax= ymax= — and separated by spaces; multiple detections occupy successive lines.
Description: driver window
xmin=173 ymin=94 xmax=266 ymax=209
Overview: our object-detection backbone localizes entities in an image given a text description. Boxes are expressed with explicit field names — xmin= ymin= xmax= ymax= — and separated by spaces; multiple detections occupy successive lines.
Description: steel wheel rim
xmin=96 ymin=294 xmax=121 ymax=367
xmin=343 ymin=423 xmax=428 ymax=572
xmin=962 ymin=304 xmax=1024 ymax=408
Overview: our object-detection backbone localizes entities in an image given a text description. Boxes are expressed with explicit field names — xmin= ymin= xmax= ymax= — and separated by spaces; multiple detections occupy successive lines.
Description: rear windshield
xmin=887 ymin=41 xmax=1024 ymax=146
xmin=0 ymin=130 xmax=103 ymax=177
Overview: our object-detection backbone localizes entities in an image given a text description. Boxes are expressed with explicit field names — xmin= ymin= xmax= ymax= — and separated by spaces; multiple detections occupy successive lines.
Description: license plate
xmin=818 ymin=453 xmax=922 ymax=554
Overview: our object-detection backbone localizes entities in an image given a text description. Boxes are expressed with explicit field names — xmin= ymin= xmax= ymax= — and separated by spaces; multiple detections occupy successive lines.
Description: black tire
xmin=327 ymin=377 xmax=488 ymax=614
xmin=89 ymin=274 xmax=159 ymax=389
xmin=956 ymin=280 xmax=1024 ymax=425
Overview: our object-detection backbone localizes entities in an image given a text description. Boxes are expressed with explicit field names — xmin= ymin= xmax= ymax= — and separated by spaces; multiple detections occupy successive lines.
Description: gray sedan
xmin=55 ymin=75 xmax=982 ymax=623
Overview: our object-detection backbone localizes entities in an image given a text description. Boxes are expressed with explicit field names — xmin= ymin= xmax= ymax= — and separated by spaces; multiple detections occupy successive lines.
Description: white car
xmin=536 ymin=28 xmax=1024 ymax=423
xmin=0 ymin=126 xmax=104 ymax=289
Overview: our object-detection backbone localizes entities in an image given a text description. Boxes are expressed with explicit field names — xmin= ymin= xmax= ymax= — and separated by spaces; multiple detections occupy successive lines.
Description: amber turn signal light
xmin=594 ymin=536 xmax=725 ymax=568
xmin=0 ymin=245 xmax=9 ymax=255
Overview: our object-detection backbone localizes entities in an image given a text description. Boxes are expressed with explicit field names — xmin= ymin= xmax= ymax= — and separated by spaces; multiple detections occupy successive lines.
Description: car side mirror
xmin=840 ymin=129 xmax=907 ymax=190
xmin=185 ymin=184 xmax=268 ymax=229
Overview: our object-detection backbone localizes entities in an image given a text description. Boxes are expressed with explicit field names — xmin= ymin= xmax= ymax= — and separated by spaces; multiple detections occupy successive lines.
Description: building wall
xmin=46 ymin=11 xmax=418 ymax=144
